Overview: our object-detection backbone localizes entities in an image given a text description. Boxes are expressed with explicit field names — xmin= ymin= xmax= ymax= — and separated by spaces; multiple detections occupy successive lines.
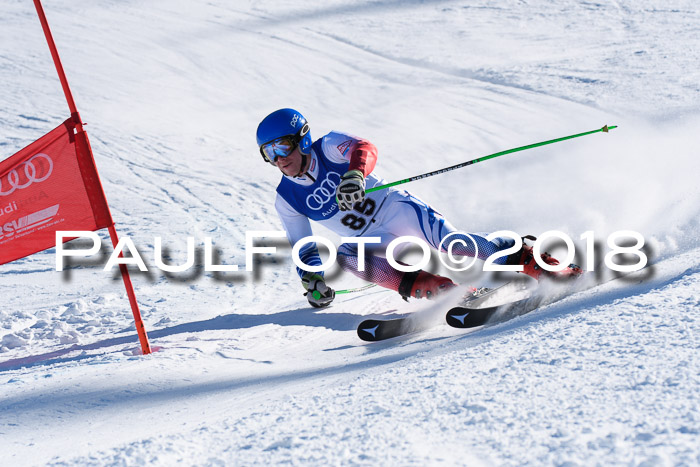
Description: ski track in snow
xmin=1 ymin=0 xmax=699 ymax=465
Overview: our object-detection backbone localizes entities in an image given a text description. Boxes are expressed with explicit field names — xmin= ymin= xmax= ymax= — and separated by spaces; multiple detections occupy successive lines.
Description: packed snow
xmin=1 ymin=0 xmax=699 ymax=465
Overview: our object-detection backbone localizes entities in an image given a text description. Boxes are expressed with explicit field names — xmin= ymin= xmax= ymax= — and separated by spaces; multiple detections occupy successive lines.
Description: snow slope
xmin=1 ymin=0 xmax=699 ymax=465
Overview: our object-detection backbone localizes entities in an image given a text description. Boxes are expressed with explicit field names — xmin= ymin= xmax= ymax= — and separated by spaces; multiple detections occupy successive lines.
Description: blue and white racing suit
xmin=275 ymin=131 xmax=514 ymax=291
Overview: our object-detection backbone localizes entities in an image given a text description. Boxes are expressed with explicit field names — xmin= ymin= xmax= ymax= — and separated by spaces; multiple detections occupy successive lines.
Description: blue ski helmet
xmin=256 ymin=109 xmax=312 ymax=165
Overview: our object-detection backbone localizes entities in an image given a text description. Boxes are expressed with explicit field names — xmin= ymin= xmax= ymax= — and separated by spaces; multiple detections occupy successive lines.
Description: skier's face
xmin=275 ymin=146 xmax=304 ymax=176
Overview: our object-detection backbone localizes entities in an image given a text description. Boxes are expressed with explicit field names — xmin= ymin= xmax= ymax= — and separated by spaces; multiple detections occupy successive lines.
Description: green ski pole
xmin=366 ymin=125 xmax=617 ymax=194
xmin=335 ymin=283 xmax=377 ymax=295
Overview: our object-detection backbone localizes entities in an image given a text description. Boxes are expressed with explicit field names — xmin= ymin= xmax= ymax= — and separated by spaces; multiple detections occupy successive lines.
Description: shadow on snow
xmin=0 ymin=294 xmax=403 ymax=372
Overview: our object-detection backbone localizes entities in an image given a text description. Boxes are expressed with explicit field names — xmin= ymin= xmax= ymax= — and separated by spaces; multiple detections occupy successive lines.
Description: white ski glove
xmin=302 ymin=273 xmax=335 ymax=308
xmin=336 ymin=169 xmax=365 ymax=211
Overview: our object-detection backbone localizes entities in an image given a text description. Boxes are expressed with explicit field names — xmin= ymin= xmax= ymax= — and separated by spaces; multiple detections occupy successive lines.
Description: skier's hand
xmin=302 ymin=273 xmax=335 ymax=308
xmin=336 ymin=170 xmax=365 ymax=211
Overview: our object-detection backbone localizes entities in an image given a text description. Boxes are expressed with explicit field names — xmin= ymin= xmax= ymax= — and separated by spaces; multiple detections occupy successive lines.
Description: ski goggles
xmin=259 ymin=136 xmax=297 ymax=165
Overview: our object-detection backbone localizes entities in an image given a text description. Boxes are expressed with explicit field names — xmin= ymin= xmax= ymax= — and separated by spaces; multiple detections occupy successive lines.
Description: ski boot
xmin=457 ymin=286 xmax=493 ymax=307
xmin=398 ymin=270 xmax=456 ymax=300
xmin=506 ymin=235 xmax=583 ymax=281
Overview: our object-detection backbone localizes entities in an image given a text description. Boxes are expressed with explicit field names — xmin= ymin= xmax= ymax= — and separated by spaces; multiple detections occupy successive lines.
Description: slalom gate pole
xmin=107 ymin=226 xmax=152 ymax=355
xmin=34 ymin=0 xmax=152 ymax=355
xmin=33 ymin=0 xmax=80 ymax=123
xmin=366 ymin=125 xmax=617 ymax=194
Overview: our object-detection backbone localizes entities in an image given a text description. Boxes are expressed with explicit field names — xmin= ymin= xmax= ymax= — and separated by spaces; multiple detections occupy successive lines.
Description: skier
xmin=257 ymin=108 xmax=578 ymax=308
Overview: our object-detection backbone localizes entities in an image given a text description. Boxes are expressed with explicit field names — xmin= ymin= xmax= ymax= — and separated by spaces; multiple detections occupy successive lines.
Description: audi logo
xmin=0 ymin=153 xmax=54 ymax=197
xmin=306 ymin=171 xmax=341 ymax=210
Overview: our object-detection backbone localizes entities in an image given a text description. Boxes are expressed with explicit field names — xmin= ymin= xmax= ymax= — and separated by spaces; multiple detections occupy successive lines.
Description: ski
xmin=356 ymin=316 xmax=418 ymax=342
xmin=446 ymin=297 xmax=535 ymax=328
xmin=446 ymin=270 xmax=616 ymax=330
xmin=357 ymin=302 xmax=511 ymax=342
xmin=356 ymin=281 xmax=532 ymax=342
xmin=358 ymin=265 xmax=648 ymax=342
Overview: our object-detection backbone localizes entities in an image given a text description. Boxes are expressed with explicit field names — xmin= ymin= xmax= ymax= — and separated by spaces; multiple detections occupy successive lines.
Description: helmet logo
xmin=290 ymin=114 xmax=299 ymax=128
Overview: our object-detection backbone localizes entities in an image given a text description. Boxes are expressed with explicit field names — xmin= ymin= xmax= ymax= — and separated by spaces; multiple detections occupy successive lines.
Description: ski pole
xmin=366 ymin=125 xmax=617 ymax=194
xmin=308 ymin=283 xmax=376 ymax=302
xmin=336 ymin=283 xmax=377 ymax=295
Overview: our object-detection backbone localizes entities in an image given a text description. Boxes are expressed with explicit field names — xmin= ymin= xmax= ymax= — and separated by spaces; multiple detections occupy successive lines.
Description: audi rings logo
xmin=0 ymin=153 xmax=54 ymax=197
xmin=306 ymin=171 xmax=341 ymax=210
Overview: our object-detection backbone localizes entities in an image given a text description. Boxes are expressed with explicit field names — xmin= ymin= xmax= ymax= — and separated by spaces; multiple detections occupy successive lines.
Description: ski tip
xmin=357 ymin=317 xmax=413 ymax=341
xmin=357 ymin=320 xmax=382 ymax=342
xmin=446 ymin=306 xmax=498 ymax=329
xmin=445 ymin=307 xmax=473 ymax=328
